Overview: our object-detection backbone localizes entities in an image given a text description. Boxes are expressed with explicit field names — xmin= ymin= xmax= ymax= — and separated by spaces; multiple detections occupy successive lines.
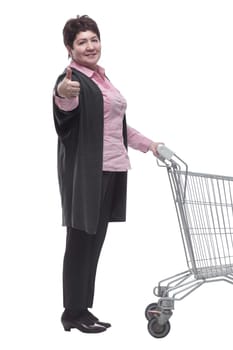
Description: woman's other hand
xmin=149 ymin=142 xmax=164 ymax=157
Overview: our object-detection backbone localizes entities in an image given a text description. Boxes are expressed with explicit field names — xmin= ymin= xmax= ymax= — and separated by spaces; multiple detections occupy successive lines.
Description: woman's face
xmin=69 ymin=30 xmax=101 ymax=70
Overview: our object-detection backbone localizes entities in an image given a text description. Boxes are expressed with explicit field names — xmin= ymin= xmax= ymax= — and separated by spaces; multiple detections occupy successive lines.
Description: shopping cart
xmin=145 ymin=144 xmax=233 ymax=338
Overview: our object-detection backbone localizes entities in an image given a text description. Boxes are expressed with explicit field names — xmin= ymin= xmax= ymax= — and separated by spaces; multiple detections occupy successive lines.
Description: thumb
xmin=66 ymin=67 xmax=72 ymax=80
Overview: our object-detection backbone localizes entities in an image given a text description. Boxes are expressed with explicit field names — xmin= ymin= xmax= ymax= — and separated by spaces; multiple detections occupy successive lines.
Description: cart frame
xmin=145 ymin=146 xmax=233 ymax=338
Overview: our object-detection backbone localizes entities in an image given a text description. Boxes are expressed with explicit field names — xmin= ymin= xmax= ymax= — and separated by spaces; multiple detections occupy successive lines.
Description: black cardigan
xmin=53 ymin=68 xmax=128 ymax=234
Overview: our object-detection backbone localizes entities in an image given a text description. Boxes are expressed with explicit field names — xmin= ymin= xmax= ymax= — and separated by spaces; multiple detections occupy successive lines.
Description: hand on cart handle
xmin=156 ymin=144 xmax=175 ymax=161
xmin=149 ymin=142 xmax=165 ymax=157
xmin=153 ymin=143 xmax=188 ymax=175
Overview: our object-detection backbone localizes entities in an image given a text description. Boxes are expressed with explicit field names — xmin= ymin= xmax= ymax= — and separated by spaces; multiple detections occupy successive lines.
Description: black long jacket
xmin=53 ymin=68 xmax=128 ymax=234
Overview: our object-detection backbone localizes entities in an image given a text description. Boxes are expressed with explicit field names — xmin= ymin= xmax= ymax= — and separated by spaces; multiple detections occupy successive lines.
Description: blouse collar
xmin=70 ymin=60 xmax=105 ymax=78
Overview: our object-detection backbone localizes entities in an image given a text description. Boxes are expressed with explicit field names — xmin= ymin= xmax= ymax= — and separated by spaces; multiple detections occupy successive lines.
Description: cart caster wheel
xmin=145 ymin=302 xmax=159 ymax=320
xmin=148 ymin=317 xmax=171 ymax=338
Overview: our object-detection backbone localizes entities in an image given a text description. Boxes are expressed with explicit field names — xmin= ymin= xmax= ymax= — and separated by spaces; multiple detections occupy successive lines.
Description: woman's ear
xmin=66 ymin=45 xmax=72 ymax=58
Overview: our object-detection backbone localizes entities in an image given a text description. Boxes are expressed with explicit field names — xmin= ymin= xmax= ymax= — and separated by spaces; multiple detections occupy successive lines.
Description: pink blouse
xmin=55 ymin=61 xmax=152 ymax=171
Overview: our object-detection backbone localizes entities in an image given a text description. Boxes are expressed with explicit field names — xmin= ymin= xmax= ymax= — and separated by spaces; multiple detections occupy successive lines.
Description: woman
xmin=53 ymin=15 xmax=162 ymax=334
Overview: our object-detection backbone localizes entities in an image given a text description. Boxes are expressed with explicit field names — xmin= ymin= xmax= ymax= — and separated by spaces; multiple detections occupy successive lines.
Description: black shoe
xmin=61 ymin=311 xmax=107 ymax=333
xmin=83 ymin=310 xmax=111 ymax=328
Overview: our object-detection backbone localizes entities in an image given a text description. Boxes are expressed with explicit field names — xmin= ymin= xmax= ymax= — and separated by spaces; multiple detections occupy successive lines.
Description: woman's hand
xmin=57 ymin=67 xmax=80 ymax=99
xmin=149 ymin=142 xmax=164 ymax=157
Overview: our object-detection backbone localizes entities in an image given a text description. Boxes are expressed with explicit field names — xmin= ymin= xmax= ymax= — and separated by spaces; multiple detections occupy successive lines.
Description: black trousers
xmin=63 ymin=172 xmax=117 ymax=311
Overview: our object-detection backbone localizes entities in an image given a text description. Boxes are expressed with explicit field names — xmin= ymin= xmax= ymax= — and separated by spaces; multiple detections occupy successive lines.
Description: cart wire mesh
xmin=169 ymin=169 xmax=233 ymax=279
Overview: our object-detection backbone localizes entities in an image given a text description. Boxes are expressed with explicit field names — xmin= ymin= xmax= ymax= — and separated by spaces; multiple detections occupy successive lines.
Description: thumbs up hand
xmin=57 ymin=67 xmax=80 ymax=99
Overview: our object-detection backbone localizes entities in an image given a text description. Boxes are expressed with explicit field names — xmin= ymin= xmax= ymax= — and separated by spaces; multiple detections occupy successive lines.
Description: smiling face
xmin=68 ymin=30 xmax=101 ymax=70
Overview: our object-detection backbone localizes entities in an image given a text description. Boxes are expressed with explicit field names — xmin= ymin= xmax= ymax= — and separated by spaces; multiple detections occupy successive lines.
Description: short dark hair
xmin=63 ymin=15 xmax=101 ymax=48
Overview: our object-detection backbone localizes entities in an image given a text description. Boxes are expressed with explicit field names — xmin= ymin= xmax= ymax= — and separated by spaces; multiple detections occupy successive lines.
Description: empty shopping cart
xmin=145 ymin=145 xmax=233 ymax=338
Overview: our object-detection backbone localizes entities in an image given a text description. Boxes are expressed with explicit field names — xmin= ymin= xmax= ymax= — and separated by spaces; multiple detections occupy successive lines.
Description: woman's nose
xmin=86 ymin=41 xmax=94 ymax=50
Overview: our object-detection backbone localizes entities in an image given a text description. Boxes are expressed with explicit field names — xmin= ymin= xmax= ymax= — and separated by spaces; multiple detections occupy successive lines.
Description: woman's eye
xmin=77 ymin=38 xmax=98 ymax=46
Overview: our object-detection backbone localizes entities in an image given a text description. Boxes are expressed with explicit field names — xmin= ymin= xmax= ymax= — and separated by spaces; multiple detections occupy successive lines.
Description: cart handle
xmin=156 ymin=144 xmax=189 ymax=202
xmin=157 ymin=144 xmax=174 ymax=161
xmin=157 ymin=144 xmax=188 ymax=170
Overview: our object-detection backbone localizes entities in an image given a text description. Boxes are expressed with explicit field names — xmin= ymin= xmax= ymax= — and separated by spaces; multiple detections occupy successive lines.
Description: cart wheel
xmin=145 ymin=302 xmax=159 ymax=320
xmin=148 ymin=317 xmax=171 ymax=338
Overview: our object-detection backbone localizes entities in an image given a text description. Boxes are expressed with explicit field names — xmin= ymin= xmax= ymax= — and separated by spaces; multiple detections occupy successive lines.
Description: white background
xmin=1 ymin=0 xmax=233 ymax=348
